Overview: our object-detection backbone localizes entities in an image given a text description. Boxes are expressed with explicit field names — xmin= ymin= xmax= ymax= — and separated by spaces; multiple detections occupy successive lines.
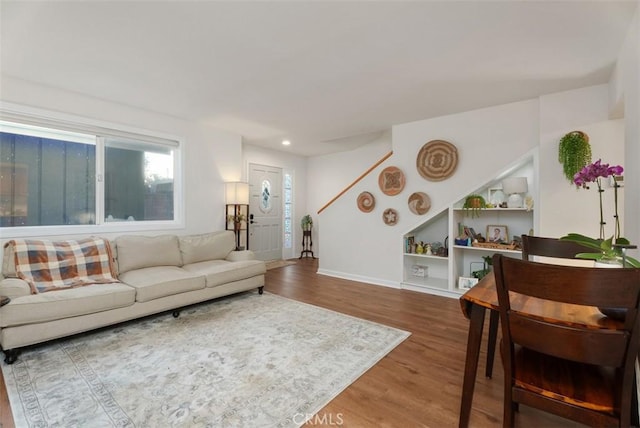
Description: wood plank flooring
xmin=0 ymin=258 xmax=582 ymax=427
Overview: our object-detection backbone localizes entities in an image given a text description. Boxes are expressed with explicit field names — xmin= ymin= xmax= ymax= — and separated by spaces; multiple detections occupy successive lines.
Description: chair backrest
xmin=493 ymin=254 xmax=640 ymax=425
xmin=521 ymin=234 xmax=591 ymax=261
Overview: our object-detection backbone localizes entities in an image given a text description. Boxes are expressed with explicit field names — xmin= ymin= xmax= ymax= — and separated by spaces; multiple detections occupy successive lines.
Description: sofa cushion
xmin=0 ymin=283 xmax=135 ymax=327
xmin=179 ymin=231 xmax=235 ymax=265
xmin=118 ymin=266 xmax=205 ymax=303
xmin=182 ymin=259 xmax=266 ymax=288
xmin=116 ymin=235 xmax=182 ymax=274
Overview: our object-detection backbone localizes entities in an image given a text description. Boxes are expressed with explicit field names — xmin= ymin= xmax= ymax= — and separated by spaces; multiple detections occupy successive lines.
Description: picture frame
xmin=411 ymin=264 xmax=428 ymax=277
xmin=486 ymin=225 xmax=508 ymax=243
xmin=458 ymin=276 xmax=479 ymax=290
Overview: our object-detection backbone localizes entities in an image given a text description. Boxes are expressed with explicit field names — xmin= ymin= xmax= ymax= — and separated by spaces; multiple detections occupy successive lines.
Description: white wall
xmin=315 ymin=100 xmax=541 ymax=286
xmin=538 ymin=85 xmax=625 ymax=239
xmin=242 ymin=144 xmax=308 ymax=260
xmin=613 ymin=5 xmax=640 ymax=260
xmin=314 ymin=85 xmax=626 ymax=288
xmin=0 ymin=75 xmax=243 ymax=241
xmin=307 ymin=133 xmax=392 ymax=258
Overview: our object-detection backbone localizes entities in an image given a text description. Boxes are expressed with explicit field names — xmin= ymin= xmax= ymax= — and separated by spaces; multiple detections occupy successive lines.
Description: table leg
xmin=459 ymin=303 xmax=486 ymax=428
xmin=485 ymin=309 xmax=499 ymax=378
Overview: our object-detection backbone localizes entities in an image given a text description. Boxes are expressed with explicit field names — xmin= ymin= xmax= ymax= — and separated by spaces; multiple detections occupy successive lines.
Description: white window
xmin=283 ymin=172 xmax=293 ymax=249
xmin=0 ymin=111 xmax=182 ymax=236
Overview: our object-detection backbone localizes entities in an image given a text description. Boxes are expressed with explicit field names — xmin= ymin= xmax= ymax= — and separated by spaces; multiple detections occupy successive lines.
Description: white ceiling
xmin=1 ymin=1 xmax=637 ymax=156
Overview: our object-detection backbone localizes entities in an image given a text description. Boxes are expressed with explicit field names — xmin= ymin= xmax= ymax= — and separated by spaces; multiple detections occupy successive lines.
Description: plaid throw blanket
xmin=7 ymin=237 xmax=119 ymax=294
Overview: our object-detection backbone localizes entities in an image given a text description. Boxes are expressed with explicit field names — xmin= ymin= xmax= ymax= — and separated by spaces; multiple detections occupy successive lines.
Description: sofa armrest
xmin=226 ymin=250 xmax=256 ymax=262
xmin=0 ymin=278 xmax=32 ymax=299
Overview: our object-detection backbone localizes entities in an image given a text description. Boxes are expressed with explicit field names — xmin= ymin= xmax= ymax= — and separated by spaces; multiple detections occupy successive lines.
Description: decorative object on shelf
xmin=487 ymin=225 xmax=508 ymax=243
xmin=488 ymin=187 xmax=505 ymax=207
xmin=501 ymin=177 xmax=528 ymax=208
xmin=411 ymin=265 xmax=428 ymax=277
xmin=299 ymin=214 xmax=315 ymax=259
xmin=524 ymin=195 xmax=534 ymax=211
xmin=378 ymin=166 xmax=405 ymax=196
xmin=225 ymin=181 xmax=249 ymax=250
xmin=462 ymin=194 xmax=487 ymax=218
xmin=356 ymin=191 xmax=376 ymax=213
xmin=408 ymin=192 xmax=431 ymax=215
xmin=458 ymin=276 xmax=479 ymax=290
xmin=471 ymin=256 xmax=493 ymax=279
xmin=416 ymin=140 xmax=458 ymax=181
xmin=382 ymin=208 xmax=398 ymax=225
xmin=405 ymin=235 xmax=415 ymax=253
xmin=472 ymin=241 xmax=517 ymax=250
xmin=455 ymin=237 xmax=471 ymax=246
xmin=560 ymin=159 xmax=640 ymax=268
xmin=558 ymin=130 xmax=592 ymax=183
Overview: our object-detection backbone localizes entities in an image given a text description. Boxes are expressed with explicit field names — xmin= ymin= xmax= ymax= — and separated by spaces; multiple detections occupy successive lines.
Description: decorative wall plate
xmin=357 ymin=191 xmax=375 ymax=213
xmin=416 ymin=140 xmax=458 ymax=181
xmin=408 ymin=192 xmax=431 ymax=215
xmin=378 ymin=166 xmax=406 ymax=196
xmin=382 ymin=208 xmax=398 ymax=226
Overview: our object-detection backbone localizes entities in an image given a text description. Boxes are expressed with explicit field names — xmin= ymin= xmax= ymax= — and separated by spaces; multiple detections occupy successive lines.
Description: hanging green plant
xmin=558 ymin=130 xmax=592 ymax=183
xmin=462 ymin=194 xmax=487 ymax=218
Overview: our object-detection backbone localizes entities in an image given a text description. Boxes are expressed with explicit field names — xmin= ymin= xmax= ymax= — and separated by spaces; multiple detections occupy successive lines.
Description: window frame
xmin=0 ymin=102 xmax=184 ymax=238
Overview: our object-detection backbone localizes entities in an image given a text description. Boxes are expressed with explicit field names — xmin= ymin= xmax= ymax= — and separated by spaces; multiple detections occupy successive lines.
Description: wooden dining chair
xmin=492 ymin=254 xmax=640 ymax=427
xmin=484 ymin=235 xmax=592 ymax=378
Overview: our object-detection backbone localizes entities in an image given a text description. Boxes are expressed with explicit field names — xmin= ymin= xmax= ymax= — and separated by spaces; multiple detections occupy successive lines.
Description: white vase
xmin=594 ymin=260 xmax=622 ymax=268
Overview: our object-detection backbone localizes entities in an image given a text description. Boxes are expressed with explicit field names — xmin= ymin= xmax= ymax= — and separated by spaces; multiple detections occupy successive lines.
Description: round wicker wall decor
xmin=408 ymin=192 xmax=431 ymax=215
xmin=416 ymin=140 xmax=458 ymax=181
xmin=357 ymin=191 xmax=376 ymax=213
xmin=378 ymin=166 xmax=406 ymax=196
xmin=382 ymin=208 xmax=398 ymax=226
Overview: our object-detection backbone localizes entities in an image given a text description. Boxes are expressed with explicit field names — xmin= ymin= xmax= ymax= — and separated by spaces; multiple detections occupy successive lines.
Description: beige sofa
xmin=0 ymin=231 xmax=266 ymax=364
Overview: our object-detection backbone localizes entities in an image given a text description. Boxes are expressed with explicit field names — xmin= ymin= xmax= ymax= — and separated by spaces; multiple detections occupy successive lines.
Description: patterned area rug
xmin=3 ymin=292 xmax=409 ymax=427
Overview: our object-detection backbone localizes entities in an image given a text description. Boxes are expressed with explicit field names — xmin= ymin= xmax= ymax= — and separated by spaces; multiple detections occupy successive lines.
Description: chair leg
xmin=504 ymin=387 xmax=515 ymax=428
xmin=486 ymin=309 xmax=499 ymax=378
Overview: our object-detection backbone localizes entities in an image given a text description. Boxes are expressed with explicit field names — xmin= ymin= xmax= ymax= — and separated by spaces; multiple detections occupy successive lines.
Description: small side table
xmin=299 ymin=230 xmax=315 ymax=259
xmin=0 ymin=296 xmax=10 ymax=307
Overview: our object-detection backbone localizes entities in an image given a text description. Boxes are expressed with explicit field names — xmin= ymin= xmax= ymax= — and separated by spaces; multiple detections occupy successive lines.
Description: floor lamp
xmin=225 ymin=182 xmax=249 ymax=250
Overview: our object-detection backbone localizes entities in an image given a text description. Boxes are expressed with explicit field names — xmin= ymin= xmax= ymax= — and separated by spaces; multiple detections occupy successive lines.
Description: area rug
xmin=265 ymin=259 xmax=297 ymax=270
xmin=3 ymin=292 xmax=409 ymax=427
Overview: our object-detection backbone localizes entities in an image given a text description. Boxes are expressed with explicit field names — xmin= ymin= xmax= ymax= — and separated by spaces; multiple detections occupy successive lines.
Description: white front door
xmin=248 ymin=163 xmax=282 ymax=261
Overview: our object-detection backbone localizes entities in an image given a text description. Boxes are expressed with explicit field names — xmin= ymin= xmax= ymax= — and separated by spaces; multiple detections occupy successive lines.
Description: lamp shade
xmin=225 ymin=182 xmax=249 ymax=205
xmin=501 ymin=177 xmax=528 ymax=195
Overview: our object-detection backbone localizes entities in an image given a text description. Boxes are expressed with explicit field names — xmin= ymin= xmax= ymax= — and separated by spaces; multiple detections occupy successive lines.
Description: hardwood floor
xmin=265 ymin=258 xmax=581 ymax=427
xmin=0 ymin=258 xmax=582 ymax=427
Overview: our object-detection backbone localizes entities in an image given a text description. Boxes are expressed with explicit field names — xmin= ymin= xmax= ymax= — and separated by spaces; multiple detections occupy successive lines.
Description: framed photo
xmin=411 ymin=264 xmax=428 ymax=277
xmin=458 ymin=276 xmax=479 ymax=290
xmin=486 ymin=225 xmax=508 ymax=243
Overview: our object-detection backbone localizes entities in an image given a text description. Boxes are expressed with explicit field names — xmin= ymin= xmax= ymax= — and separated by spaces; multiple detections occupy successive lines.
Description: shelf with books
xmin=401 ymin=152 xmax=537 ymax=299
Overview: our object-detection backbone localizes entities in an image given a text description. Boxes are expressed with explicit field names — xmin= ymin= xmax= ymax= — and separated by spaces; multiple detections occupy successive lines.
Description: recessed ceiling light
xmin=282 ymin=140 xmax=291 ymax=146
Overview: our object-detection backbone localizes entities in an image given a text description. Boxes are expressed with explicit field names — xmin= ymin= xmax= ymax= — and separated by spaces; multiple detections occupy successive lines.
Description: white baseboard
xmin=316 ymin=269 xmax=401 ymax=289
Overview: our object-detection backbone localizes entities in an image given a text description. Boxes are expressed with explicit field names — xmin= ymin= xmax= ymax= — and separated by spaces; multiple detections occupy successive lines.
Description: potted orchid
xmin=560 ymin=159 xmax=640 ymax=268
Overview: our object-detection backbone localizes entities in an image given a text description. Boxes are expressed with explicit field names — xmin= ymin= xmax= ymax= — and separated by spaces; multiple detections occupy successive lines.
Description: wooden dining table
xmin=457 ymin=271 xmax=624 ymax=428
